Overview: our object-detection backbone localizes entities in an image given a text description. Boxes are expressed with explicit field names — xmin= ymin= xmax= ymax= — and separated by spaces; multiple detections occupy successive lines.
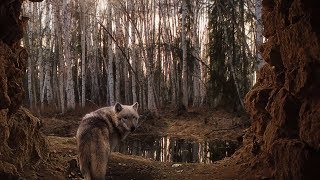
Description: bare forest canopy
xmin=22 ymin=0 xmax=262 ymax=114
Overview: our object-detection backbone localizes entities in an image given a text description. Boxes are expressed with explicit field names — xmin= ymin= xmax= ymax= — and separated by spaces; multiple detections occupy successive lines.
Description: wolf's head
xmin=114 ymin=102 xmax=139 ymax=140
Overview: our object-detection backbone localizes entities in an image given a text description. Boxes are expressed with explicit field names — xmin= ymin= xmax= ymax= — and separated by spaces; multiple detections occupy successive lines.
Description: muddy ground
xmin=23 ymin=107 xmax=272 ymax=180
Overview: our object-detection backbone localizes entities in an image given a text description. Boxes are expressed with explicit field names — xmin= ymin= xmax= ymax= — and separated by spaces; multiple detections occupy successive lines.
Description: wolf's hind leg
xmin=90 ymin=128 xmax=110 ymax=180
xmin=78 ymin=140 xmax=92 ymax=180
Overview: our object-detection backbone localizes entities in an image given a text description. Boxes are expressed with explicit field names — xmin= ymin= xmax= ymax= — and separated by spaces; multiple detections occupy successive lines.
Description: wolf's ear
xmin=115 ymin=102 xmax=123 ymax=113
xmin=132 ymin=102 xmax=139 ymax=111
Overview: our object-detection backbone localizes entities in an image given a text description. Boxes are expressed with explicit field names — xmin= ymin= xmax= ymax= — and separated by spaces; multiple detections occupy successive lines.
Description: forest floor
xmin=24 ymin=107 xmax=273 ymax=180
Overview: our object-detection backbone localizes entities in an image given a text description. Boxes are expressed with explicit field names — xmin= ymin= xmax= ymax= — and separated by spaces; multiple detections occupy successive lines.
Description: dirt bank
xmin=0 ymin=0 xmax=49 ymax=178
xmin=40 ymin=108 xmax=249 ymax=142
xmin=24 ymin=108 xmax=272 ymax=180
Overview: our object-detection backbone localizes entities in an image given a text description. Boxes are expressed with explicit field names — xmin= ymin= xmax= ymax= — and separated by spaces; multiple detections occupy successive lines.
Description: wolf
xmin=76 ymin=102 xmax=139 ymax=180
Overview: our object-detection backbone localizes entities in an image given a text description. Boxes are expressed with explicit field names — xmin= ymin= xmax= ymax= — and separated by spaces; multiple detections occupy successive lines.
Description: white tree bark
xmin=199 ymin=4 xmax=208 ymax=105
xmin=164 ymin=1 xmax=177 ymax=106
xmin=40 ymin=3 xmax=53 ymax=107
xmin=53 ymin=0 xmax=65 ymax=113
xmin=107 ymin=3 xmax=115 ymax=105
xmin=192 ymin=4 xmax=201 ymax=107
xmin=115 ymin=12 xmax=121 ymax=103
xmin=130 ymin=3 xmax=137 ymax=103
xmin=181 ymin=0 xmax=188 ymax=108
xmin=24 ymin=2 xmax=34 ymax=109
xmin=27 ymin=43 xmax=34 ymax=108
xmin=123 ymin=3 xmax=130 ymax=104
xmin=90 ymin=3 xmax=100 ymax=102
xmin=32 ymin=2 xmax=44 ymax=110
xmin=44 ymin=61 xmax=53 ymax=105
xmin=63 ymin=0 xmax=75 ymax=109
xmin=145 ymin=0 xmax=157 ymax=112
xmin=255 ymin=0 xmax=264 ymax=70
xmin=80 ymin=0 xmax=86 ymax=107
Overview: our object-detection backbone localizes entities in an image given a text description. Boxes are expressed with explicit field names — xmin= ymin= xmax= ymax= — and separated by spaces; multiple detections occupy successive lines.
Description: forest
xmin=22 ymin=0 xmax=262 ymax=114
xmin=0 ymin=0 xmax=319 ymax=179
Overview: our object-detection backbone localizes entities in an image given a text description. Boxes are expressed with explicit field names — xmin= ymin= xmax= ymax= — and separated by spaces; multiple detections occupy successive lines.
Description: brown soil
xmin=40 ymin=107 xmax=249 ymax=140
xmin=42 ymin=134 xmax=272 ymax=180
xmin=23 ymin=108 xmax=272 ymax=180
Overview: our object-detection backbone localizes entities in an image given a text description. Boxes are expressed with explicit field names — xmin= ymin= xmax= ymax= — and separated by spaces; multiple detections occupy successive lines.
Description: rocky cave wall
xmin=0 ymin=0 xmax=48 ymax=178
xmin=245 ymin=0 xmax=320 ymax=179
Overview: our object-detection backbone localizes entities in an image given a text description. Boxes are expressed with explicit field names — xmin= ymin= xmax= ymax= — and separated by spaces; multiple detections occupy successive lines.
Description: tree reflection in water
xmin=114 ymin=136 xmax=239 ymax=163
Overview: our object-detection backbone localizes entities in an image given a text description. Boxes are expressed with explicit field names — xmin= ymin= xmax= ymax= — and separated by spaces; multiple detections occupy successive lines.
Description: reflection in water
xmin=114 ymin=136 xmax=239 ymax=163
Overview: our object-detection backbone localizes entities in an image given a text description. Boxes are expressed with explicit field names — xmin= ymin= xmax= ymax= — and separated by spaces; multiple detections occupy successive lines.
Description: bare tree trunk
xmin=145 ymin=0 xmax=157 ymax=113
xmin=44 ymin=61 xmax=53 ymax=105
xmin=63 ymin=0 xmax=75 ymax=109
xmin=123 ymin=3 xmax=130 ymax=104
xmin=38 ymin=35 xmax=44 ymax=110
xmin=53 ymin=1 xmax=65 ymax=113
xmin=130 ymin=3 xmax=137 ymax=103
xmin=52 ymin=38 xmax=59 ymax=110
xmin=31 ymin=3 xmax=44 ymax=110
xmin=24 ymin=30 xmax=34 ymax=108
xmin=199 ymin=4 xmax=208 ymax=105
xmin=181 ymin=0 xmax=188 ymax=108
xmin=255 ymin=0 xmax=264 ymax=70
xmin=107 ymin=2 xmax=115 ymax=105
xmin=115 ymin=12 xmax=121 ymax=103
xmin=45 ymin=4 xmax=53 ymax=106
xmin=163 ymin=0 xmax=177 ymax=106
xmin=115 ymin=49 xmax=121 ymax=103
xmin=146 ymin=55 xmax=157 ymax=112
xmin=90 ymin=3 xmax=100 ymax=103
xmin=85 ymin=12 xmax=94 ymax=103
xmin=192 ymin=3 xmax=201 ymax=107
xmin=59 ymin=37 xmax=65 ymax=112
xmin=80 ymin=0 xmax=86 ymax=107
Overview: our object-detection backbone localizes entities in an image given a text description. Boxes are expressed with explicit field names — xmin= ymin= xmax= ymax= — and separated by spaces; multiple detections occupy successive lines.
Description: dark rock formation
xmin=245 ymin=0 xmax=320 ymax=178
xmin=0 ymin=0 xmax=48 ymax=178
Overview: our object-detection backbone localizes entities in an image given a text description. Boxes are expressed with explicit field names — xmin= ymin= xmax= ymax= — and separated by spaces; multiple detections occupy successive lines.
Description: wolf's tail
xmin=78 ymin=128 xmax=110 ymax=180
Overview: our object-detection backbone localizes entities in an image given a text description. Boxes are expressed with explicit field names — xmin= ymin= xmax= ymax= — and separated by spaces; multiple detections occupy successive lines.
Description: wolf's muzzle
xmin=131 ymin=126 xmax=136 ymax=132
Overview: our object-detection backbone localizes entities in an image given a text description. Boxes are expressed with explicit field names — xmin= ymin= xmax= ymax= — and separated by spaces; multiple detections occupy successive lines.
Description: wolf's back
xmin=77 ymin=115 xmax=111 ymax=180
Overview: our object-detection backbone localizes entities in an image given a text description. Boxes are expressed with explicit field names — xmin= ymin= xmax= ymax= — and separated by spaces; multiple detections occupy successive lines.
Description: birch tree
xmin=42 ymin=4 xmax=53 ymax=106
xmin=107 ymin=2 xmax=115 ymax=105
xmin=255 ymin=0 xmax=264 ymax=70
xmin=90 ymin=2 xmax=100 ymax=103
xmin=63 ymin=0 xmax=75 ymax=109
xmin=53 ymin=1 xmax=65 ymax=112
xmin=145 ymin=0 xmax=157 ymax=112
xmin=80 ymin=0 xmax=86 ymax=107
xmin=23 ymin=2 xmax=35 ymax=109
xmin=37 ymin=3 xmax=44 ymax=110
xmin=192 ymin=1 xmax=201 ymax=107
xmin=130 ymin=1 xmax=138 ymax=103
xmin=123 ymin=2 xmax=130 ymax=104
xmin=181 ymin=0 xmax=188 ymax=108
xmin=114 ymin=11 xmax=121 ymax=103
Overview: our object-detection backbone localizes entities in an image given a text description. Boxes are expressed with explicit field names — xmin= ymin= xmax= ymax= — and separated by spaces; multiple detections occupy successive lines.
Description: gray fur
xmin=76 ymin=102 xmax=139 ymax=180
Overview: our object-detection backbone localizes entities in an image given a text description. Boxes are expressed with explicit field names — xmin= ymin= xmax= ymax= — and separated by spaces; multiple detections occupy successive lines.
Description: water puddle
xmin=114 ymin=136 xmax=239 ymax=164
